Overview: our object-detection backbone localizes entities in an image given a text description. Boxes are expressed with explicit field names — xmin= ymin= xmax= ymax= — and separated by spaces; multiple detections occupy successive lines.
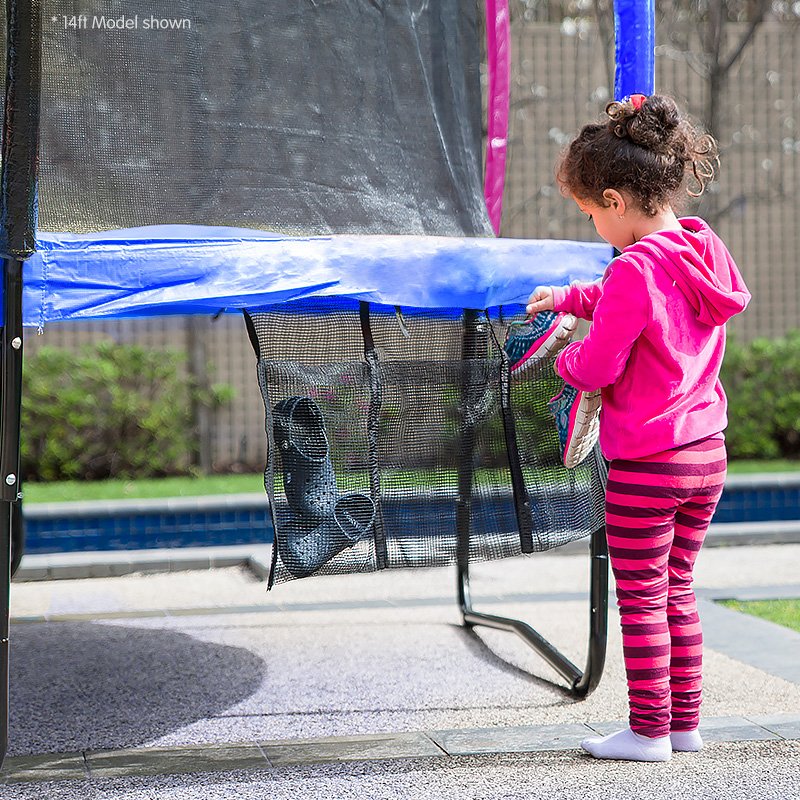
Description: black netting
xmin=245 ymin=300 xmax=606 ymax=586
xmin=28 ymin=0 xmax=491 ymax=237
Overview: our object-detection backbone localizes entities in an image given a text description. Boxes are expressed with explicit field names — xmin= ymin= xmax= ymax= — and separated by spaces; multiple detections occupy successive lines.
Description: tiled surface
xmin=86 ymin=743 xmax=267 ymax=779
xmin=261 ymin=732 xmax=443 ymax=767
xmin=750 ymin=713 xmax=800 ymax=740
xmin=26 ymin=507 xmax=273 ymax=554
xmin=429 ymin=723 xmax=592 ymax=755
xmin=699 ymin=599 xmax=800 ymax=685
xmin=714 ymin=484 xmax=800 ymax=524
xmin=586 ymin=715 xmax=797 ymax=743
xmin=3 ymin=715 xmax=799 ymax=785
xmin=1 ymin=752 xmax=87 ymax=784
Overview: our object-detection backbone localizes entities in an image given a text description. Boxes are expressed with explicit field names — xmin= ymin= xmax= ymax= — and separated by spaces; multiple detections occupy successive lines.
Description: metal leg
xmin=0 ymin=256 xmax=25 ymax=770
xmin=0 ymin=501 xmax=11 ymax=768
xmin=0 ymin=0 xmax=44 ymax=766
xmin=459 ymin=526 xmax=609 ymax=697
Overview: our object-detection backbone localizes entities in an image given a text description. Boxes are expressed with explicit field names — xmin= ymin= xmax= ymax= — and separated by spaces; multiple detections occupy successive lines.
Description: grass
xmin=23 ymin=473 xmax=266 ymax=504
xmin=726 ymin=459 xmax=800 ymax=474
xmin=719 ymin=599 xmax=800 ymax=634
xmin=20 ymin=458 xmax=800 ymax=505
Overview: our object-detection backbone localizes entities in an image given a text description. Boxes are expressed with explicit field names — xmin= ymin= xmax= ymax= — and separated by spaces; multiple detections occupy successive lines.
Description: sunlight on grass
xmin=24 ymin=473 xmax=266 ymax=504
xmin=726 ymin=460 xmax=800 ymax=474
xmin=719 ymin=599 xmax=800 ymax=634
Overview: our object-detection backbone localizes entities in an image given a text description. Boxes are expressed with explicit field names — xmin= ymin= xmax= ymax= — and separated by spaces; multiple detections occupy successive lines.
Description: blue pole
xmin=613 ymin=0 xmax=656 ymax=100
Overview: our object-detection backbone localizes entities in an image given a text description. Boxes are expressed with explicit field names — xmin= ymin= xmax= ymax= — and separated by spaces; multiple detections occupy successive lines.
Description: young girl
xmin=514 ymin=94 xmax=750 ymax=761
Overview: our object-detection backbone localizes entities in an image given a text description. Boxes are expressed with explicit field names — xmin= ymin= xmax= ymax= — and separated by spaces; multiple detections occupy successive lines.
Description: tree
xmin=657 ymin=0 xmax=772 ymax=140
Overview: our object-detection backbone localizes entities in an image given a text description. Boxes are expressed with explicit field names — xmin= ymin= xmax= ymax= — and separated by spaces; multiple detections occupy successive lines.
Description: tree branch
xmin=720 ymin=0 xmax=770 ymax=74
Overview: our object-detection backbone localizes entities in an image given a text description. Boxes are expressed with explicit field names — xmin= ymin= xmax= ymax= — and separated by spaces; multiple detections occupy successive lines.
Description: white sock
xmin=581 ymin=728 xmax=672 ymax=762
xmin=670 ymin=729 xmax=703 ymax=752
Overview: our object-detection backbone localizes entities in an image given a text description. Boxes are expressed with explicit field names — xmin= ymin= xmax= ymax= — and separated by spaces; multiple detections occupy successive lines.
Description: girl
xmin=516 ymin=94 xmax=750 ymax=761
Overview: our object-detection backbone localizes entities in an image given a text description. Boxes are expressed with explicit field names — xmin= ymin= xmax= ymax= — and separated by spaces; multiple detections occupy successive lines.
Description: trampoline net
xmin=1 ymin=1 xmax=609 ymax=581
xmin=246 ymin=300 xmax=606 ymax=586
xmin=12 ymin=0 xmax=491 ymax=237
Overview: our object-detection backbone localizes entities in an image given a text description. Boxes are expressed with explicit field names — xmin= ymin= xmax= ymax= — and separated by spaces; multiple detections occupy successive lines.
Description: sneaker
xmin=504 ymin=311 xmax=577 ymax=374
xmin=548 ymin=384 xmax=601 ymax=468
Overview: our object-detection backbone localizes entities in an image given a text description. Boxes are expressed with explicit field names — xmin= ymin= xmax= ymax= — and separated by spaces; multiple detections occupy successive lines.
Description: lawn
xmin=23 ymin=473 xmax=267 ymax=504
xmin=719 ymin=599 xmax=800 ymax=634
xmin=21 ymin=458 xmax=800 ymax=505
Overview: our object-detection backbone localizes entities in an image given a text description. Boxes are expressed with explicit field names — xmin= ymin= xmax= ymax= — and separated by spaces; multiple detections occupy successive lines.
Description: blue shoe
xmin=548 ymin=384 xmax=601 ymax=468
xmin=505 ymin=311 xmax=577 ymax=374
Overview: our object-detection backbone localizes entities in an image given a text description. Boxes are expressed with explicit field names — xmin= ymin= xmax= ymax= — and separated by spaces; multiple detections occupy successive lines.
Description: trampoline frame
xmin=0 ymin=0 xmax=655 ymax=768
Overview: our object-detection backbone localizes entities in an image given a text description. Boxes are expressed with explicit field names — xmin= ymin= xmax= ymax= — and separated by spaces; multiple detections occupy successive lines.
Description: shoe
xmin=504 ymin=311 xmax=577 ymax=374
xmin=273 ymin=397 xmax=338 ymax=521
xmin=548 ymin=384 xmax=601 ymax=468
xmin=278 ymin=493 xmax=376 ymax=578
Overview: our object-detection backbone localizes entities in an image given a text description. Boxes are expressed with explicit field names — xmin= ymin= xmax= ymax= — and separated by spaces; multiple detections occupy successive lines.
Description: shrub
xmin=722 ymin=331 xmax=800 ymax=460
xmin=21 ymin=342 xmax=233 ymax=481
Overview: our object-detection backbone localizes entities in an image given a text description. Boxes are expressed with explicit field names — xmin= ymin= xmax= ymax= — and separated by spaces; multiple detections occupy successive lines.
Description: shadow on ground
xmin=8 ymin=622 xmax=265 ymax=756
xmin=454 ymin=624 xmax=572 ymax=697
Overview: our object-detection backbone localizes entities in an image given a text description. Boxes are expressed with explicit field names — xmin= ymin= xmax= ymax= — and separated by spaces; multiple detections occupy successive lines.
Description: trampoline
xmin=0 ymin=0 xmax=655 ymax=766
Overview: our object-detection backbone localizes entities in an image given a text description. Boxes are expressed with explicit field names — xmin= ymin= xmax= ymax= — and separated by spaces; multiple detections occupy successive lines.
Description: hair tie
xmin=630 ymin=94 xmax=646 ymax=110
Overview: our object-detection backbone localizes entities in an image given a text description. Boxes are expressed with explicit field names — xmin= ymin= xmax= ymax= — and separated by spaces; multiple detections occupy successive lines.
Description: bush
xmin=21 ymin=342 xmax=233 ymax=481
xmin=722 ymin=331 xmax=800 ymax=460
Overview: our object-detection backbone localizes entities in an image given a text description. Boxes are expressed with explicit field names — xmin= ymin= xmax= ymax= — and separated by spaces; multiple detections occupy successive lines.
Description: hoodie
xmin=551 ymin=217 xmax=751 ymax=461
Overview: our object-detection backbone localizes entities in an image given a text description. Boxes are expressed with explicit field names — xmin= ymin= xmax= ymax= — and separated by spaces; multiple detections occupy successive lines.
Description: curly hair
xmin=556 ymin=95 xmax=719 ymax=217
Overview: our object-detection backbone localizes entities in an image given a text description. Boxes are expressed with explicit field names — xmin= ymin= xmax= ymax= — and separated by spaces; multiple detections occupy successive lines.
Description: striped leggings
xmin=606 ymin=435 xmax=727 ymax=739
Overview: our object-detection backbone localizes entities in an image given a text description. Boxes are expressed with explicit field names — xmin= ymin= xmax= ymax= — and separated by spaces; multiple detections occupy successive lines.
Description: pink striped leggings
xmin=605 ymin=435 xmax=727 ymax=739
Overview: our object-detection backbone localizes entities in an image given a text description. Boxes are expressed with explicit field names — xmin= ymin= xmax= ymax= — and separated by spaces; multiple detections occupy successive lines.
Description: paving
xmin=2 ymin=541 xmax=800 ymax=798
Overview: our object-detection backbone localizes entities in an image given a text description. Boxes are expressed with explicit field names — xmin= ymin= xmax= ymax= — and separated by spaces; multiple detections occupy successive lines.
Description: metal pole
xmin=458 ymin=526 xmax=608 ymax=697
xmin=0 ymin=0 xmax=43 ymax=769
xmin=456 ymin=310 xmax=481 ymax=607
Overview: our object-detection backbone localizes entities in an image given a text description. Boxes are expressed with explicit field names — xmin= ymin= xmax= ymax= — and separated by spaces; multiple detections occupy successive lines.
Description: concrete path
xmin=3 ymin=543 xmax=799 ymax=798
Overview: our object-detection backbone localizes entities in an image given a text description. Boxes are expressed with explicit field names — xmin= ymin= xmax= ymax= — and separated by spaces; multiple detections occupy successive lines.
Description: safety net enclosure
xmin=0 ymin=0 xmax=618 ymax=586
xmin=27 ymin=0 xmax=493 ymax=237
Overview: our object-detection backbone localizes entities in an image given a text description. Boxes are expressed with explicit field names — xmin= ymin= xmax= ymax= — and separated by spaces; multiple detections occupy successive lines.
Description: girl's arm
xmin=554 ymin=258 xmax=649 ymax=392
xmin=551 ymin=279 xmax=604 ymax=321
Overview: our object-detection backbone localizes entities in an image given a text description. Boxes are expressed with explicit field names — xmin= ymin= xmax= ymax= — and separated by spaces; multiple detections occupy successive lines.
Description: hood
xmin=626 ymin=217 xmax=751 ymax=326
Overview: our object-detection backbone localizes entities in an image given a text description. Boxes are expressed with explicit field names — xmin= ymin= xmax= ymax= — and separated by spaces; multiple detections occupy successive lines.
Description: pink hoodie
xmin=552 ymin=217 xmax=751 ymax=461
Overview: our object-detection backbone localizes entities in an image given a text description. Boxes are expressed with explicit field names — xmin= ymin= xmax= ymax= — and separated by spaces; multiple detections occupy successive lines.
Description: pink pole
xmin=484 ymin=0 xmax=510 ymax=236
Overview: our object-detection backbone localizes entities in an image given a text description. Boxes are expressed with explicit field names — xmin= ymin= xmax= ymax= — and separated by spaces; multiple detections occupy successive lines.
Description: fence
xmin=23 ymin=16 xmax=800 ymax=470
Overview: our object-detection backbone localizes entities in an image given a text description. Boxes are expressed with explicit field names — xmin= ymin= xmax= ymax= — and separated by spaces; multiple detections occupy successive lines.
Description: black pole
xmin=459 ymin=526 xmax=608 ymax=697
xmin=0 ymin=0 xmax=43 ymax=770
xmin=571 ymin=525 xmax=609 ymax=697
xmin=456 ymin=310 xmax=481 ymax=609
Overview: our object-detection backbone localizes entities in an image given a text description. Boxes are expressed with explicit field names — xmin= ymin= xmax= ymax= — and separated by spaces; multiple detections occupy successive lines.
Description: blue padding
xmin=614 ymin=0 xmax=655 ymax=99
xmin=23 ymin=226 xmax=611 ymax=325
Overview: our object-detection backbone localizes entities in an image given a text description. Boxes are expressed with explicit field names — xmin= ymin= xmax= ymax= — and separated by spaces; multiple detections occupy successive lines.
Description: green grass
xmin=22 ymin=466 xmax=588 ymax=504
xmin=726 ymin=459 xmax=800 ymax=474
xmin=20 ymin=458 xmax=800 ymax=505
xmin=23 ymin=473 xmax=266 ymax=504
xmin=719 ymin=599 xmax=800 ymax=634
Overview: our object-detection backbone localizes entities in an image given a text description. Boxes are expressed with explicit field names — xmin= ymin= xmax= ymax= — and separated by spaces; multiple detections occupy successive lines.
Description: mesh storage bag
xmin=246 ymin=300 xmax=606 ymax=586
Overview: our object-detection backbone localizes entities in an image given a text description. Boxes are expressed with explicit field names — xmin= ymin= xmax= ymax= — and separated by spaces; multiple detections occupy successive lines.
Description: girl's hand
xmin=526 ymin=286 xmax=555 ymax=317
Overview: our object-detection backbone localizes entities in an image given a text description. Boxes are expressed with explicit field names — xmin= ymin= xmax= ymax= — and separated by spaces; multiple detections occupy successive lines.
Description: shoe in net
xmin=272 ymin=396 xmax=338 ymax=522
xmin=278 ymin=492 xmax=376 ymax=578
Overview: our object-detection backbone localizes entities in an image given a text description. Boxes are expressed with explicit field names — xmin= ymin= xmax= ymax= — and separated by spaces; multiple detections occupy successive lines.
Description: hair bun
xmin=606 ymin=94 xmax=680 ymax=153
